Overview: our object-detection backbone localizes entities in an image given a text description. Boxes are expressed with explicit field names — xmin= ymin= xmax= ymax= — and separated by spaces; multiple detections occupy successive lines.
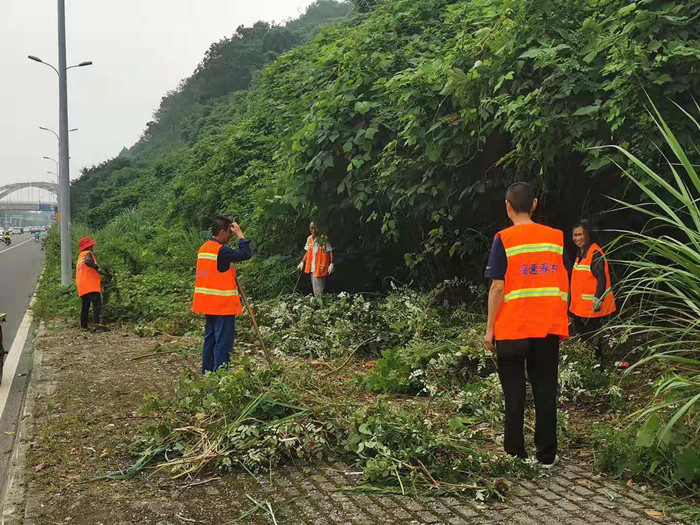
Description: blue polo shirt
xmin=209 ymin=237 xmax=253 ymax=272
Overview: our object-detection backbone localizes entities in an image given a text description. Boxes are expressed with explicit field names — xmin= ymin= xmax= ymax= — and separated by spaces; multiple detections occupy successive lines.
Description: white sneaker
xmin=541 ymin=455 xmax=560 ymax=469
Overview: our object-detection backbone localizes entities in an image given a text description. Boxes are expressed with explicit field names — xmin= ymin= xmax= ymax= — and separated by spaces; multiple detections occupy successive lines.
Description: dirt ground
xmin=15 ymin=320 xmax=688 ymax=525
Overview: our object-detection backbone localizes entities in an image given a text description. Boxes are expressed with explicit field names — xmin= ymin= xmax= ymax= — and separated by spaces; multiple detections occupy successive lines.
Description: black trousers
xmin=496 ymin=335 xmax=559 ymax=464
xmin=571 ymin=315 xmax=605 ymax=365
xmin=80 ymin=292 xmax=102 ymax=328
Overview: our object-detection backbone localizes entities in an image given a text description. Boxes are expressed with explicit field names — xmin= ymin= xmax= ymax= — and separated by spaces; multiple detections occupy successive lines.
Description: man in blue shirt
xmin=196 ymin=216 xmax=253 ymax=373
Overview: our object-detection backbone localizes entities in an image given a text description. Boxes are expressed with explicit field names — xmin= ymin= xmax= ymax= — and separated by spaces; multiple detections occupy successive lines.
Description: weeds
xmin=597 ymin=104 xmax=700 ymax=502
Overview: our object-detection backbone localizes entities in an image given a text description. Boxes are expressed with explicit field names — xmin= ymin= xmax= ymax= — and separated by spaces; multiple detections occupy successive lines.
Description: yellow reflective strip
xmin=504 ymin=287 xmax=568 ymax=302
xmin=505 ymin=243 xmax=563 ymax=257
xmin=574 ymin=264 xmax=591 ymax=271
xmin=194 ymin=287 xmax=239 ymax=297
xmin=581 ymin=289 xmax=610 ymax=301
xmin=77 ymin=258 xmax=85 ymax=265
xmin=197 ymin=253 xmax=219 ymax=261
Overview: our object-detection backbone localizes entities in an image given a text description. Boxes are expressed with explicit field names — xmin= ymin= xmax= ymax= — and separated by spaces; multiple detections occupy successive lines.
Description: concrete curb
xmin=0 ymin=321 xmax=44 ymax=525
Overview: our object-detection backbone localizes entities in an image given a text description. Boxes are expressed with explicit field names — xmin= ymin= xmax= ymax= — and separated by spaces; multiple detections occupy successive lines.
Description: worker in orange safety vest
xmin=193 ymin=216 xmax=252 ymax=373
xmin=76 ymin=236 xmax=104 ymax=331
xmin=569 ymin=219 xmax=616 ymax=367
xmin=297 ymin=222 xmax=334 ymax=297
xmin=484 ymin=182 xmax=570 ymax=469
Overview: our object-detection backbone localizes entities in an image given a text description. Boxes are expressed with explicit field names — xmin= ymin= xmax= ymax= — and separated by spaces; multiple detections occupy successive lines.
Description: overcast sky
xmin=0 ymin=0 xmax=318 ymax=199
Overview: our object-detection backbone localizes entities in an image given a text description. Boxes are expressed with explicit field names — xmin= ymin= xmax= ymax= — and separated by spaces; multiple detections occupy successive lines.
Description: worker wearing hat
xmin=76 ymin=236 xmax=103 ymax=331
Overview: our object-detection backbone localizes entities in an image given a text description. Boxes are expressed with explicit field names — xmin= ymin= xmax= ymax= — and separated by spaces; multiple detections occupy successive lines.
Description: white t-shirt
xmin=305 ymin=236 xmax=333 ymax=274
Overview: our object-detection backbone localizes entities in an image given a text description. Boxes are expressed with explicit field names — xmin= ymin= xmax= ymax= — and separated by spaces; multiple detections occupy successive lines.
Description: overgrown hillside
xmin=71 ymin=0 xmax=352 ymax=226
xmin=71 ymin=0 xmax=700 ymax=301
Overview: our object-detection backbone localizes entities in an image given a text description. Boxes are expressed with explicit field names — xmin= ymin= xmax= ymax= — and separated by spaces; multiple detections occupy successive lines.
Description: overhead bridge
xmin=0 ymin=182 xmax=58 ymax=212
xmin=0 ymin=182 xmax=57 ymax=200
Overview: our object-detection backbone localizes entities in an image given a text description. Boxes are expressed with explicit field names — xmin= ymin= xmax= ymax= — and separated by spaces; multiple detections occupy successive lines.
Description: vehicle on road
xmin=10 ymin=228 xmax=21 ymax=235
xmin=3 ymin=235 xmax=10 ymax=246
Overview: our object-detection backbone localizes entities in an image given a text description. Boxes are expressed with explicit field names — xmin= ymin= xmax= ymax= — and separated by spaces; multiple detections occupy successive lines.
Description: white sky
xmin=0 ymin=0 xmax=318 ymax=191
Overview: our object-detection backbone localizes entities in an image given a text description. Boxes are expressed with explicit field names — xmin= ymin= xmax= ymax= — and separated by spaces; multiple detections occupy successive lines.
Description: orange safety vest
xmin=76 ymin=250 xmax=101 ymax=297
xmin=494 ymin=223 xmax=569 ymax=341
xmin=304 ymin=235 xmax=330 ymax=278
xmin=192 ymin=240 xmax=242 ymax=316
xmin=569 ymin=243 xmax=616 ymax=318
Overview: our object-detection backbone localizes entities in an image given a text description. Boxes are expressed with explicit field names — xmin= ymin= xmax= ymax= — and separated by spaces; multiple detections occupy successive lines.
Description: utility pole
xmin=30 ymin=15 xmax=90 ymax=284
xmin=57 ymin=0 xmax=71 ymax=287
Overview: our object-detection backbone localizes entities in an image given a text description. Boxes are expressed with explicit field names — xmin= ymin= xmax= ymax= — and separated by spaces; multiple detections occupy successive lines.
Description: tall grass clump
xmin=596 ymin=102 xmax=700 ymax=500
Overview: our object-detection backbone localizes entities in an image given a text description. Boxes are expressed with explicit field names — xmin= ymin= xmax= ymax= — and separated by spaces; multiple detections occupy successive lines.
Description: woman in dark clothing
xmin=569 ymin=220 xmax=617 ymax=367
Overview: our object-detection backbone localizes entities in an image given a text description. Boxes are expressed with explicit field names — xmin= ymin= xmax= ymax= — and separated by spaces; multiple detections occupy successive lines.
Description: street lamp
xmin=40 ymin=126 xmax=77 ymax=142
xmin=28 ymin=55 xmax=92 ymax=75
xmin=42 ymin=156 xmax=60 ymax=206
xmin=43 ymin=156 xmax=58 ymax=170
xmin=28 ymin=10 xmax=93 ymax=287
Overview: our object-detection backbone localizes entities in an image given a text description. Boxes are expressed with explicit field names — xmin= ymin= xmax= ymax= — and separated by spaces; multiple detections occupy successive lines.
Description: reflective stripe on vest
xmin=504 ymin=287 xmax=568 ymax=302
xmin=569 ymin=243 xmax=616 ymax=319
xmin=192 ymin=240 xmax=243 ymax=316
xmin=493 ymin=223 xmax=569 ymax=341
xmin=76 ymin=250 xmax=101 ymax=297
xmin=194 ymin=287 xmax=240 ymax=297
xmin=505 ymin=243 xmax=563 ymax=257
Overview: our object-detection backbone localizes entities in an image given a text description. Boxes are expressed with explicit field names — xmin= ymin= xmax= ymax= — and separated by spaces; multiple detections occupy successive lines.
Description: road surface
xmin=0 ymin=234 xmax=44 ymax=351
xmin=0 ymin=232 xmax=45 ymax=499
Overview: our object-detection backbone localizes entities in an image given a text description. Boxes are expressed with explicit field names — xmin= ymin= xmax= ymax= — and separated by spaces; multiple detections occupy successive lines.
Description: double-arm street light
xmin=28 ymin=0 xmax=92 ymax=286
xmin=28 ymin=56 xmax=92 ymax=73
xmin=40 ymin=126 xmax=78 ymax=142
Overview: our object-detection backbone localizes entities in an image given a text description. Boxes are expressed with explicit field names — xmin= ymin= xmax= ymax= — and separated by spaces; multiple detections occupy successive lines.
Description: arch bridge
xmin=0 ymin=182 xmax=58 ymax=211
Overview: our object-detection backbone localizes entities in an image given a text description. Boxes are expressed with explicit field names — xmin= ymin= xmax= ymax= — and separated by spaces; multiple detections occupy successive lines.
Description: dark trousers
xmin=202 ymin=314 xmax=236 ymax=374
xmin=80 ymin=292 xmax=101 ymax=328
xmin=496 ymin=335 xmax=559 ymax=464
xmin=572 ymin=315 xmax=605 ymax=366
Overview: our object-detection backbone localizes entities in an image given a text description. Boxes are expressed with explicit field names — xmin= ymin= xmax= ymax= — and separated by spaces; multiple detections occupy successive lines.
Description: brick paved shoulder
xmin=253 ymin=462 xmax=687 ymax=525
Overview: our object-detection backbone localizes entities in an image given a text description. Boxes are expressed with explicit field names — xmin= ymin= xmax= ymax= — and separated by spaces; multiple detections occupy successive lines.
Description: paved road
xmin=0 ymin=232 xmax=44 ymax=502
xmin=0 ymin=233 xmax=45 ymax=351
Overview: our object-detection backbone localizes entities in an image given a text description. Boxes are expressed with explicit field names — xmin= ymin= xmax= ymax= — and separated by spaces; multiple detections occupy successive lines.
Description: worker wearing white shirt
xmin=297 ymin=222 xmax=335 ymax=296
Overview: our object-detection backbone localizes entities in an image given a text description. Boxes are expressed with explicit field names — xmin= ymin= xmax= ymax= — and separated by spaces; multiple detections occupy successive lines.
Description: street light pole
xmin=29 ymin=18 xmax=91 ymax=287
xmin=57 ymin=0 xmax=71 ymax=287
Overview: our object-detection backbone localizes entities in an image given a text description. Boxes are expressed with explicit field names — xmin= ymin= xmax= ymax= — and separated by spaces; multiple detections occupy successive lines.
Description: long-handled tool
xmin=235 ymin=276 xmax=273 ymax=367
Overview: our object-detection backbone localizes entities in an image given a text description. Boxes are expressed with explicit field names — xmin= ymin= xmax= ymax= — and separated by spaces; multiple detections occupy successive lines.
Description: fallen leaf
xmin=626 ymin=478 xmax=634 ymax=487
xmin=34 ymin=462 xmax=47 ymax=472
xmin=99 ymin=448 xmax=109 ymax=458
xmin=575 ymin=479 xmax=589 ymax=486
xmin=645 ymin=509 xmax=663 ymax=517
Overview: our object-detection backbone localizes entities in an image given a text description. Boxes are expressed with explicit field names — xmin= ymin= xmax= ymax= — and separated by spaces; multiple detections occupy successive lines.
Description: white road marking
xmin=0 ymin=237 xmax=34 ymax=254
xmin=0 ymin=293 xmax=35 ymax=421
